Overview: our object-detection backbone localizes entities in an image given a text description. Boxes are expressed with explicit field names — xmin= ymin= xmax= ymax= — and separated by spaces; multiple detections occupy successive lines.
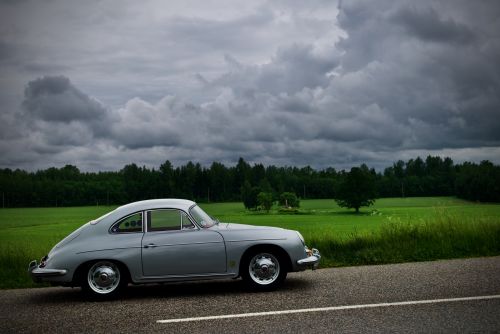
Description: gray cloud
xmin=392 ymin=6 xmax=476 ymax=44
xmin=22 ymin=76 xmax=107 ymax=123
xmin=335 ymin=0 xmax=500 ymax=149
xmin=0 ymin=0 xmax=499 ymax=171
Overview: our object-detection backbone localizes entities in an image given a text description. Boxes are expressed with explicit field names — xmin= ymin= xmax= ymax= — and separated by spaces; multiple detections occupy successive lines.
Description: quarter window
xmin=111 ymin=212 xmax=143 ymax=233
xmin=181 ymin=212 xmax=196 ymax=230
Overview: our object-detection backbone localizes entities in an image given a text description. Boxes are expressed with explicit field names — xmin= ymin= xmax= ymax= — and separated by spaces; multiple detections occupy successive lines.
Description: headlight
xmin=40 ymin=255 xmax=48 ymax=268
xmin=296 ymin=231 xmax=305 ymax=245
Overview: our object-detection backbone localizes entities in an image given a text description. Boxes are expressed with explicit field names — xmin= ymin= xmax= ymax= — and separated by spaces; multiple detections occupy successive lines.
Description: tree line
xmin=0 ymin=156 xmax=499 ymax=208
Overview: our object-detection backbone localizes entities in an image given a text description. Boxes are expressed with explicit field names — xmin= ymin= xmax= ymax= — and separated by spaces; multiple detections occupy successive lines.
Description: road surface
xmin=1 ymin=256 xmax=500 ymax=333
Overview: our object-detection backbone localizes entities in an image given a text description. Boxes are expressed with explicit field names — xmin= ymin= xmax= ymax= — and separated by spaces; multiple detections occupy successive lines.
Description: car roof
xmin=114 ymin=199 xmax=197 ymax=215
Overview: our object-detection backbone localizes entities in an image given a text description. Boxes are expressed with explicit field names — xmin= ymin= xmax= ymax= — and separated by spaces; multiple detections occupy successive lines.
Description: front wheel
xmin=241 ymin=251 xmax=287 ymax=291
xmin=81 ymin=261 xmax=127 ymax=299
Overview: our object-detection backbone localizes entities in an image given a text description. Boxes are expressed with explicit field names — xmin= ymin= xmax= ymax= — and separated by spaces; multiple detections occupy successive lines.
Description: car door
xmin=141 ymin=209 xmax=226 ymax=277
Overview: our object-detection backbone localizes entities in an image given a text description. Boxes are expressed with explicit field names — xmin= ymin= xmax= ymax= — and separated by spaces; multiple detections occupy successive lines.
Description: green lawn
xmin=199 ymin=197 xmax=500 ymax=241
xmin=1 ymin=197 xmax=500 ymax=289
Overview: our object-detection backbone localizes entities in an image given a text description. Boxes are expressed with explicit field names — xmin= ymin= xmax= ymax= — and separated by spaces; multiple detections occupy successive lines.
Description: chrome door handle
xmin=144 ymin=243 xmax=157 ymax=248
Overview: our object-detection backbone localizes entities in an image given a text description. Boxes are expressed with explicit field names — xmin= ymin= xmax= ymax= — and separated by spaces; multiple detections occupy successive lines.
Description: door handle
xmin=144 ymin=243 xmax=157 ymax=248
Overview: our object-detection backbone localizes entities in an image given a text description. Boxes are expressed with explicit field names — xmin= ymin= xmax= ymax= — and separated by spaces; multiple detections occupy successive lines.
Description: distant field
xmin=201 ymin=197 xmax=500 ymax=241
xmin=1 ymin=197 xmax=500 ymax=289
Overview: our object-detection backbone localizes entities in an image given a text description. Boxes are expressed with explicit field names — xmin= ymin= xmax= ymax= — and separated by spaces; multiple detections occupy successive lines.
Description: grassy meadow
xmin=1 ymin=197 xmax=500 ymax=289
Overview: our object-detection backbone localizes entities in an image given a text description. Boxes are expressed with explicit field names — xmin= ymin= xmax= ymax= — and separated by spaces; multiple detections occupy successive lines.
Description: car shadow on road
xmin=28 ymin=276 xmax=311 ymax=304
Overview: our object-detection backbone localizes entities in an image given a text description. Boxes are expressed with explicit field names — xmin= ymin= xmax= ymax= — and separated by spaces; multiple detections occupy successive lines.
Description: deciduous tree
xmin=335 ymin=166 xmax=377 ymax=213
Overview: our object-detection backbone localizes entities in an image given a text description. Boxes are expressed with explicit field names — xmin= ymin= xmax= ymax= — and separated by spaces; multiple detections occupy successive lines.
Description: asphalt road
xmin=1 ymin=256 xmax=500 ymax=333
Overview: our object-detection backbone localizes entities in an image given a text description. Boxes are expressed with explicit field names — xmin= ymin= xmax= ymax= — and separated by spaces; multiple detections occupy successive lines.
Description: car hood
xmin=211 ymin=222 xmax=293 ymax=241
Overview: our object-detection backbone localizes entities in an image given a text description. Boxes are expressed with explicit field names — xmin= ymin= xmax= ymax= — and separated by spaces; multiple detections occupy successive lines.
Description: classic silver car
xmin=29 ymin=199 xmax=320 ymax=298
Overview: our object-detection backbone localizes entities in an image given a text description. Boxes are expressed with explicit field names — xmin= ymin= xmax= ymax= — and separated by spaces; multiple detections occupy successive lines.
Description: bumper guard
xmin=28 ymin=260 xmax=67 ymax=283
xmin=297 ymin=248 xmax=321 ymax=270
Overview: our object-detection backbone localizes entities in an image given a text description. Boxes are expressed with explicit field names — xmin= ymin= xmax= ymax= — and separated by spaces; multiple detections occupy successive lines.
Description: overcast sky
xmin=1 ymin=0 xmax=499 ymax=171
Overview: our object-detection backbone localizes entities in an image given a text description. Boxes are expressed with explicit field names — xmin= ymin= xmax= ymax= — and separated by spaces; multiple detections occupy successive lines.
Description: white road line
xmin=157 ymin=294 xmax=500 ymax=324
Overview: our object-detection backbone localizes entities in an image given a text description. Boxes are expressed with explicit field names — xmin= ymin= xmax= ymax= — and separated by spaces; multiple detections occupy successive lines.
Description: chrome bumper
xmin=297 ymin=248 xmax=321 ymax=270
xmin=28 ymin=260 xmax=67 ymax=282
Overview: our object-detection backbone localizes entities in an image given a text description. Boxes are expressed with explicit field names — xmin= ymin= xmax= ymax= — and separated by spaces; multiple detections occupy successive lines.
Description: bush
xmin=278 ymin=207 xmax=300 ymax=214
xmin=257 ymin=192 xmax=273 ymax=213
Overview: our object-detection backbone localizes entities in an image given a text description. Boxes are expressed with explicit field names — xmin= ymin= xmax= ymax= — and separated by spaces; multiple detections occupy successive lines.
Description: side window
xmin=181 ymin=212 xmax=196 ymax=230
xmin=111 ymin=212 xmax=143 ymax=233
xmin=149 ymin=210 xmax=181 ymax=232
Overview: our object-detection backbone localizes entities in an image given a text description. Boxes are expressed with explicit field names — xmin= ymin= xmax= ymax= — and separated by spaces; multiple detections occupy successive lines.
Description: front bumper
xmin=28 ymin=260 xmax=68 ymax=283
xmin=297 ymin=248 xmax=321 ymax=269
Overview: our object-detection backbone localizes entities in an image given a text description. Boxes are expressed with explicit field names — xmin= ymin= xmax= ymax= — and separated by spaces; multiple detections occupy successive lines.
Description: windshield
xmin=189 ymin=205 xmax=216 ymax=228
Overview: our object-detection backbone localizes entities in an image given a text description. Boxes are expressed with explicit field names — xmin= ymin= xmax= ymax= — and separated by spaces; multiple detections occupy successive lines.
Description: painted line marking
xmin=157 ymin=294 xmax=500 ymax=324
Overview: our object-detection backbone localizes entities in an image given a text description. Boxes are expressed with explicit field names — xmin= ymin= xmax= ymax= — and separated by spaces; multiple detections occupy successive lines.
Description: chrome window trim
xmin=180 ymin=211 xmax=197 ymax=230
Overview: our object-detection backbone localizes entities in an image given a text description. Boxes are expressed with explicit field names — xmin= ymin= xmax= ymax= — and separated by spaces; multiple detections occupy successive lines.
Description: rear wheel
xmin=241 ymin=250 xmax=287 ymax=291
xmin=81 ymin=261 xmax=127 ymax=299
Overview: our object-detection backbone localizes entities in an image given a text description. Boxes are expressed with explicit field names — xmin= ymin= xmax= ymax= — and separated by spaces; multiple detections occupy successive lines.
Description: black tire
xmin=241 ymin=249 xmax=287 ymax=291
xmin=80 ymin=260 xmax=128 ymax=299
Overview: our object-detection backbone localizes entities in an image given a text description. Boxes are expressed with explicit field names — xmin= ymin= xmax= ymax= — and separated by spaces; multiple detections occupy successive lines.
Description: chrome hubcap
xmin=249 ymin=253 xmax=280 ymax=285
xmin=87 ymin=261 xmax=120 ymax=294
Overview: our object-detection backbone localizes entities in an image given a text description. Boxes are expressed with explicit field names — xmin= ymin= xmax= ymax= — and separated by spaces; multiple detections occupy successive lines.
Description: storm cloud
xmin=22 ymin=76 xmax=106 ymax=123
xmin=0 ymin=0 xmax=499 ymax=171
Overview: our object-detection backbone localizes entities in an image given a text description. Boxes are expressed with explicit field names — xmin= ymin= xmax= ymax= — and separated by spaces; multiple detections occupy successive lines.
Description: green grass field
xmin=1 ymin=197 xmax=500 ymax=289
